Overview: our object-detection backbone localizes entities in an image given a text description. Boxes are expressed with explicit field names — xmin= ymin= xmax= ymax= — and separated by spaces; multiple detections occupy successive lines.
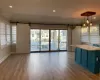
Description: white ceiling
xmin=0 ymin=0 xmax=100 ymax=24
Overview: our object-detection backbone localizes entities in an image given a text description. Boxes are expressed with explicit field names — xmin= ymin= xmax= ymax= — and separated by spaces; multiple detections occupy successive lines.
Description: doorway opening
xmin=30 ymin=29 xmax=67 ymax=52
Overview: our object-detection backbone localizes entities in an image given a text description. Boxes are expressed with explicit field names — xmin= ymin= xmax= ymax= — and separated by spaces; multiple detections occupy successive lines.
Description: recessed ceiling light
xmin=53 ymin=10 xmax=56 ymax=12
xmin=9 ymin=6 xmax=13 ymax=8
xmin=93 ymin=17 xmax=96 ymax=19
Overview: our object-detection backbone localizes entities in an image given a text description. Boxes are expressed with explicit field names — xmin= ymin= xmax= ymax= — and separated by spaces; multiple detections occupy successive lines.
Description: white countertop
xmin=71 ymin=45 xmax=100 ymax=51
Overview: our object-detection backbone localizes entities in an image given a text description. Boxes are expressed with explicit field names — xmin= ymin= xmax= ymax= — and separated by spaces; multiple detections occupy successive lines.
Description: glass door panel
xmin=30 ymin=29 xmax=40 ymax=51
xmin=59 ymin=30 xmax=67 ymax=50
xmin=41 ymin=30 xmax=49 ymax=51
xmin=50 ymin=30 xmax=59 ymax=50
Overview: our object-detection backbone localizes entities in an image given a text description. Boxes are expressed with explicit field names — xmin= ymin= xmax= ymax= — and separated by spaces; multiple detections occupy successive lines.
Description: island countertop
xmin=71 ymin=45 xmax=100 ymax=51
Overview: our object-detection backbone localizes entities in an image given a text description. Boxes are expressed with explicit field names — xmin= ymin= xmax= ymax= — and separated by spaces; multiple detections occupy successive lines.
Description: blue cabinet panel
xmin=88 ymin=51 xmax=100 ymax=73
xmin=88 ymin=51 xmax=97 ymax=73
xmin=81 ymin=49 xmax=88 ymax=68
xmin=75 ymin=47 xmax=100 ymax=74
xmin=93 ymin=44 xmax=100 ymax=47
xmin=75 ymin=48 xmax=82 ymax=64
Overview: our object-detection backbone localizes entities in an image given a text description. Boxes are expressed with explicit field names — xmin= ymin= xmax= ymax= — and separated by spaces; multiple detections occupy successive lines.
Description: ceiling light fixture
xmin=90 ymin=23 xmax=93 ymax=26
xmin=86 ymin=19 xmax=89 ymax=24
xmin=53 ymin=10 xmax=56 ymax=12
xmin=93 ymin=17 xmax=96 ymax=19
xmin=81 ymin=11 xmax=96 ymax=27
xmin=9 ymin=6 xmax=13 ymax=8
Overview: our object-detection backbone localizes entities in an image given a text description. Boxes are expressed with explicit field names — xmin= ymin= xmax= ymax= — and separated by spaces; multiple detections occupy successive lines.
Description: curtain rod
xmin=10 ymin=21 xmax=81 ymax=26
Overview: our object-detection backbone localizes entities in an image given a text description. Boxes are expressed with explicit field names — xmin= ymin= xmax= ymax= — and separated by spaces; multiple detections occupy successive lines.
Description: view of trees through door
xmin=30 ymin=29 xmax=67 ymax=52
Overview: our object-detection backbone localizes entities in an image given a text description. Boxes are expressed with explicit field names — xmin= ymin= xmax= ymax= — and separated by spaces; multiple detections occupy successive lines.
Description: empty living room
xmin=0 ymin=0 xmax=100 ymax=80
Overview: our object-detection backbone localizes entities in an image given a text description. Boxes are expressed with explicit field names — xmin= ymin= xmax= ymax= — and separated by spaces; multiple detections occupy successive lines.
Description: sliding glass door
xmin=59 ymin=30 xmax=67 ymax=50
xmin=30 ymin=29 xmax=40 ymax=51
xmin=30 ymin=29 xmax=49 ymax=52
xmin=41 ymin=30 xmax=49 ymax=51
xmin=30 ymin=29 xmax=67 ymax=52
xmin=50 ymin=30 xmax=59 ymax=51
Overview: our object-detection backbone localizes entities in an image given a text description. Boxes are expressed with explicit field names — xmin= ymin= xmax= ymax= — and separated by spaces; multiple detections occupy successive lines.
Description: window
xmin=0 ymin=22 xmax=6 ymax=46
xmin=90 ymin=25 xmax=100 ymax=44
xmin=81 ymin=25 xmax=100 ymax=44
xmin=32 ymin=34 xmax=34 ymax=37
xmin=11 ymin=24 xmax=16 ymax=44
xmin=6 ymin=24 xmax=11 ymax=45
xmin=81 ymin=27 xmax=89 ymax=43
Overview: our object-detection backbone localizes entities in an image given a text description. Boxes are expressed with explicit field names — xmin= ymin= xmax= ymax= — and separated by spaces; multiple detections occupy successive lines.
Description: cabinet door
xmin=75 ymin=48 xmax=82 ymax=64
xmin=88 ymin=51 xmax=99 ymax=74
xmin=81 ymin=49 xmax=88 ymax=68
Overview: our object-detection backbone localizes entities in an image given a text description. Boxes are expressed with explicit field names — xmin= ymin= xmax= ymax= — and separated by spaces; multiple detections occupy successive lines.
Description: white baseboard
xmin=11 ymin=52 xmax=16 ymax=54
xmin=0 ymin=54 xmax=10 ymax=64
xmin=11 ymin=52 xmax=30 ymax=54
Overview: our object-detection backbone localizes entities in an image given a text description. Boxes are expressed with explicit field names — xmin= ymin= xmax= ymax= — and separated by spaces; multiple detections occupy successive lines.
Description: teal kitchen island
xmin=72 ymin=45 xmax=100 ymax=74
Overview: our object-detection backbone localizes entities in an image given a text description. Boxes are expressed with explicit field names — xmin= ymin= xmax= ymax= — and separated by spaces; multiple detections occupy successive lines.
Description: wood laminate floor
xmin=0 ymin=52 xmax=100 ymax=80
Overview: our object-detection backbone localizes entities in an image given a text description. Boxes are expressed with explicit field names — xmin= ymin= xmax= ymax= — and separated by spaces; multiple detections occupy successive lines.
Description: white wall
xmin=11 ymin=24 xmax=17 ymax=53
xmin=67 ymin=27 xmax=72 ymax=52
xmin=67 ymin=26 xmax=81 ymax=52
xmin=72 ymin=26 xmax=81 ymax=51
xmin=16 ymin=23 xmax=30 ymax=53
xmin=0 ymin=16 xmax=11 ymax=63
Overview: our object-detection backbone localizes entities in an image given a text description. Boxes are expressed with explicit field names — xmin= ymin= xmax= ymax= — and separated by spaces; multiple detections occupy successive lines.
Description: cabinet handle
xmin=96 ymin=57 xmax=98 ymax=61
